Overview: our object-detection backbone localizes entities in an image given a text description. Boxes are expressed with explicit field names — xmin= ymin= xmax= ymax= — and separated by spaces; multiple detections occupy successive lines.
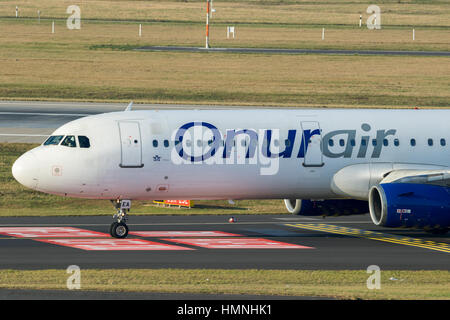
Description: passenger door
xmin=118 ymin=121 xmax=144 ymax=168
xmin=301 ymin=121 xmax=324 ymax=167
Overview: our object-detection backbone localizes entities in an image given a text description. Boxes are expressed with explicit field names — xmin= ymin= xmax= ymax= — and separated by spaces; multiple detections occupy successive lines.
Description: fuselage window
xmin=328 ymin=139 xmax=334 ymax=147
xmin=43 ymin=135 xmax=64 ymax=146
xmin=440 ymin=138 xmax=446 ymax=146
xmin=78 ymin=136 xmax=90 ymax=148
xmin=394 ymin=139 xmax=400 ymax=147
xmin=153 ymin=140 xmax=158 ymax=148
xmin=61 ymin=135 xmax=77 ymax=148
xmin=350 ymin=139 xmax=356 ymax=147
xmin=383 ymin=139 xmax=389 ymax=147
xmin=361 ymin=138 xmax=367 ymax=146
xmin=164 ymin=140 xmax=169 ymax=148
xmin=372 ymin=139 xmax=377 ymax=146
xmin=339 ymin=139 xmax=345 ymax=147
xmin=410 ymin=138 xmax=416 ymax=146
xmin=285 ymin=139 xmax=291 ymax=147
xmin=428 ymin=138 xmax=433 ymax=146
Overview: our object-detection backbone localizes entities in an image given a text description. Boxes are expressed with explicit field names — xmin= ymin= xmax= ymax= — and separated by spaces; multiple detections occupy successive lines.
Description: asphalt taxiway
xmin=0 ymin=288 xmax=321 ymax=300
xmin=136 ymin=46 xmax=450 ymax=56
xmin=0 ymin=214 xmax=448 ymax=270
xmin=0 ymin=100 xmax=293 ymax=143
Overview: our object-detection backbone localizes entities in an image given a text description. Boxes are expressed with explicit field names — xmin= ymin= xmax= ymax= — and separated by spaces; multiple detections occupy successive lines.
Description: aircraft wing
xmin=381 ymin=169 xmax=450 ymax=187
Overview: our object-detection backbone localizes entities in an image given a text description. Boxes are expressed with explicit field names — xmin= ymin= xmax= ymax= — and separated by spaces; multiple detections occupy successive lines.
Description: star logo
xmin=153 ymin=155 xmax=161 ymax=161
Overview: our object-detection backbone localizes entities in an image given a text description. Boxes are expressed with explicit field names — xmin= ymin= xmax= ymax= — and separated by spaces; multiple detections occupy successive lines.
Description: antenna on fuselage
xmin=124 ymin=101 xmax=133 ymax=112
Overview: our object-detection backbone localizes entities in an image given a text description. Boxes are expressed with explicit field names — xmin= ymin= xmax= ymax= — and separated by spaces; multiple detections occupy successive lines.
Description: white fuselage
xmin=12 ymin=109 xmax=449 ymax=201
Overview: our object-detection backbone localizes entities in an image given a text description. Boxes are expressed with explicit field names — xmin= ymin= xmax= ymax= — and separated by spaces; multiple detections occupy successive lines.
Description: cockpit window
xmin=61 ymin=135 xmax=77 ymax=148
xmin=43 ymin=135 xmax=64 ymax=146
xmin=78 ymin=136 xmax=90 ymax=148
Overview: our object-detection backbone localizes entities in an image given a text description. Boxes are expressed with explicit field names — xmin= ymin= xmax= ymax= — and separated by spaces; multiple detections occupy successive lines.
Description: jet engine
xmin=369 ymin=183 xmax=450 ymax=234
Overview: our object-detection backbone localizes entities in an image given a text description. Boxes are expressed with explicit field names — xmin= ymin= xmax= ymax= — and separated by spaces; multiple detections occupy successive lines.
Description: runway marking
xmin=36 ymin=239 xmax=194 ymax=251
xmin=130 ymin=231 xmax=242 ymax=237
xmin=0 ymin=134 xmax=49 ymax=137
xmin=0 ymin=227 xmax=109 ymax=238
xmin=0 ymin=112 xmax=88 ymax=117
xmin=163 ymin=238 xmax=314 ymax=249
xmin=286 ymin=223 xmax=450 ymax=253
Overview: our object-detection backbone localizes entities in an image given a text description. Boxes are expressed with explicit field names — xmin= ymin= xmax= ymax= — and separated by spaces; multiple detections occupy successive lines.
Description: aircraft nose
xmin=12 ymin=151 xmax=40 ymax=189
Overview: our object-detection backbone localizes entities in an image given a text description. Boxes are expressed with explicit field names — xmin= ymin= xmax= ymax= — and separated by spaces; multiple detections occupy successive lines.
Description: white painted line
xmin=164 ymin=238 xmax=314 ymax=249
xmin=0 ymin=227 xmax=109 ymax=238
xmin=130 ymin=231 xmax=242 ymax=237
xmin=36 ymin=238 xmax=194 ymax=251
xmin=0 ymin=134 xmax=48 ymax=137
xmin=0 ymin=112 xmax=88 ymax=116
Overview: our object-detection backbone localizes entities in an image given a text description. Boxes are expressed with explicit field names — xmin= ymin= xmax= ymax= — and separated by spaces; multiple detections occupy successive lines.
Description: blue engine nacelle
xmin=284 ymin=199 xmax=368 ymax=216
xmin=369 ymin=183 xmax=450 ymax=232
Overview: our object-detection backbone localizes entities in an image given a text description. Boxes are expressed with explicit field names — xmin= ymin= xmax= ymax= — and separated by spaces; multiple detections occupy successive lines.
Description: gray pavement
xmin=0 ymin=101 xmax=235 ymax=143
xmin=0 ymin=288 xmax=322 ymax=300
xmin=136 ymin=46 xmax=450 ymax=56
xmin=0 ymin=215 xmax=448 ymax=270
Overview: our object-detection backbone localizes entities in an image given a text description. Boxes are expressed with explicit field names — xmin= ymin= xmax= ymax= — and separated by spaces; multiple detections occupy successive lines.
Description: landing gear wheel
xmin=110 ymin=199 xmax=131 ymax=238
xmin=110 ymin=222 xmax=129 ymax=239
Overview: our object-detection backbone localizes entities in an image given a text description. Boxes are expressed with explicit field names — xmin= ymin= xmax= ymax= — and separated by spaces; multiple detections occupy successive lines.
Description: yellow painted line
xmin=292 ymin=224 xmax=450 ymax=252
xmin=290 ymin=224 xmax=450 ymax=253
xmin=286 ymin=223 xmax=450 ymax=254
xmin=289 ymin=225 xmax=450 ymax=253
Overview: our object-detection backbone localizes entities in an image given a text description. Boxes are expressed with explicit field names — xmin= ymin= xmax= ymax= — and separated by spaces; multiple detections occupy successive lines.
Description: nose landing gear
xmin=110 ymin=199 xmax=131 ymax=238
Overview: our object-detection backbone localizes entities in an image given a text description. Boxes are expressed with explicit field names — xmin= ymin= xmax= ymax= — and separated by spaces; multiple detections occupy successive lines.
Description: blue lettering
xmin=297 ymin=129 xmax=320 ymax=158
xmin=223 ymin=129 xmax=258 ymax=159
xmin=173 ymin=122 xmax=396 ymax=162
xmin=174 ymin=121 xmax=222 ymax=162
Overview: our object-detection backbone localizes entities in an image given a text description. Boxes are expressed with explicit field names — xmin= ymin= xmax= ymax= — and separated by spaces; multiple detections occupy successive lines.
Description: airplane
xmin=11 ymin=103 xmax=450 ymax=238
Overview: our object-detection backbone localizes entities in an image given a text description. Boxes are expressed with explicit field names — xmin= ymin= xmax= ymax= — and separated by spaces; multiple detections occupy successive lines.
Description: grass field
xmin=1 ymin=0 xmax=449 ymax=27
xmin=0 ymin=269 xmax=449 ymax=299
xmin=0 ymin=1 xmax=448 ymax=107
xmin=0 ymin=143 xmax=286 ymax=216
xmin=0 ymin=20 xmax=449 ymax=107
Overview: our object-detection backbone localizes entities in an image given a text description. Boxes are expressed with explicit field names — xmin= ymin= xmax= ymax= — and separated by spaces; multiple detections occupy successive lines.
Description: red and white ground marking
xmin=163 ymin=238 xmax=315 ymax=249
xmin=0 ymin=227 xmax=109 ymax=238
xmin=35 ymin=239 xmax=194 ymax=251
xmin=129 ymin=231 xmax=242 ymax=237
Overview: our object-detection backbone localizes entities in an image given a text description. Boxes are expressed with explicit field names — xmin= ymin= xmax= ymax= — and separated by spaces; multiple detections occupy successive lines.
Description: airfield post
xmin=206 ymin=0 xmax=210 ymax=48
